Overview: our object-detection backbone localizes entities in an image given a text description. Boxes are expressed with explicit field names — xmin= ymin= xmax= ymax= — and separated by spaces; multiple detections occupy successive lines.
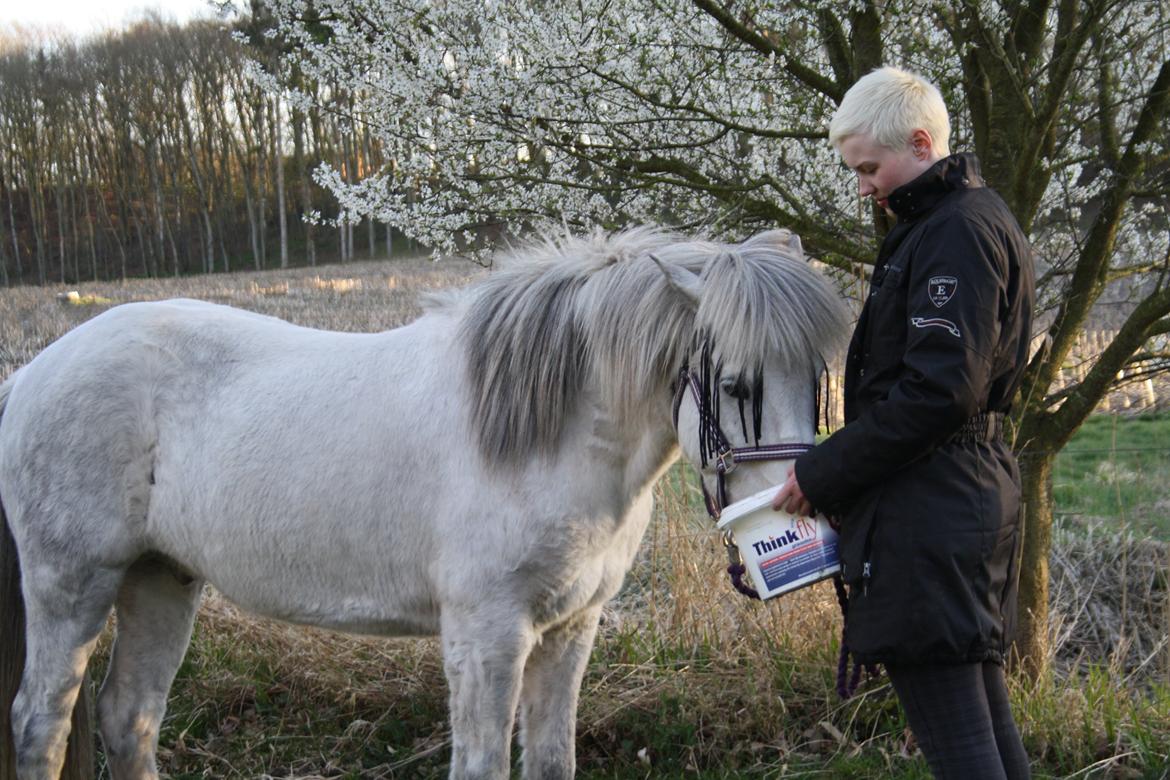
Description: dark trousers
xmin=885 ymin=661 xmax=1030 ymax=780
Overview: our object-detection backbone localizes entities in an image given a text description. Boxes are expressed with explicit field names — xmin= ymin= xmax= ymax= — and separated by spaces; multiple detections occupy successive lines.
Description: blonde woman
xmin=775 ymin=67 xmax=1034 ymax=780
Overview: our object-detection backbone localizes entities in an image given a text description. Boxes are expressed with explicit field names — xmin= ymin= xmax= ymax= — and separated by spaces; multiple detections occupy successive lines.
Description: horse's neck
xmin=571 ymin=391 xmax=679 ymax=503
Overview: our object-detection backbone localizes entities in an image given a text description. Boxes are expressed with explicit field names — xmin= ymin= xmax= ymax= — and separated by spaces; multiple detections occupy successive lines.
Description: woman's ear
xmin=910 ymin=128 xmax=934 ymax=160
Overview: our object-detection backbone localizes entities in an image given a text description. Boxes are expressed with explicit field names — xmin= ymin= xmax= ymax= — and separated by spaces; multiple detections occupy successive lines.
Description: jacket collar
xmin=887 ymin=153 xmax=984 ymax=221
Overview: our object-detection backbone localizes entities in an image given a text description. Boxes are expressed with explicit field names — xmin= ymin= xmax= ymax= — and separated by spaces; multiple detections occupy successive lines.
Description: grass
xmin=2 ymin=261 xmax=1168 ymax=778
xmin=1053 ymin=413 xmax=1170 ymax=540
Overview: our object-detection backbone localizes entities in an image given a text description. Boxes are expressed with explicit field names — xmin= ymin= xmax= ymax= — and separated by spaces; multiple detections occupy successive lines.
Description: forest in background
xmin=0 ymin=13 xmax=403 ymax=287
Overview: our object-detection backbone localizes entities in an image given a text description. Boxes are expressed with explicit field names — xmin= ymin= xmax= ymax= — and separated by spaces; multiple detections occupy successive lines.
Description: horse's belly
xmin=227 ymin=593 xmax=441 ymax=637
xmin=200 ymin=568 xmax=442 ymax=637
xmin=147 ymin=483 xmax=446 ymax=637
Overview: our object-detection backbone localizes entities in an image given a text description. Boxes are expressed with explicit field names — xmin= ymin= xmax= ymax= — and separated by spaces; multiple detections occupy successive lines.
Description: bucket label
xmin=752 ymin=517 xmax=839 ymax=593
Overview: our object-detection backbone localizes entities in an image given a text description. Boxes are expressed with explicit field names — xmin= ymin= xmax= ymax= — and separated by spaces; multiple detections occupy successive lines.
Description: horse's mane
xmin=447 ymin=227 xmax=848 ymax=463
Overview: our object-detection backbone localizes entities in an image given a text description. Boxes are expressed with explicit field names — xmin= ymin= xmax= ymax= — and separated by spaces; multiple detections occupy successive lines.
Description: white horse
xmin=0 ymin=227 xmax=847 ymax=780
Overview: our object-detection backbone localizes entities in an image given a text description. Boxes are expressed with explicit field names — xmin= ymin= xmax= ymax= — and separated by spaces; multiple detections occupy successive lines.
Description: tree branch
xmin=1006 ymin=0 xmax=1053 ymax=68
xmin=847 ymin=0 xmax=883 ymax=80
xmin=1032 ymin=0 xmax=1100 ymax=162
xmin=1026 ymin=58 xmax=1170 ymax=412
xmin=815 ymin=6 xmax=852 ymax=88
xmin=1051 ymin=283 xmax=1170 ymax=441
xmin=1094 ymin=30 xmax=1122 ymax=169
xmin=690 ymin=0 xmax=843 ymax=101
xmin=578 ymin=65 xmax=828 ymax=141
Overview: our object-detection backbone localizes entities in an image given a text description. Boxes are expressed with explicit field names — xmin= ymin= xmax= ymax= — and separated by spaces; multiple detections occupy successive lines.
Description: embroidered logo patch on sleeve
xmin=912 ymin=316 xmax=961 ymax=338
xmin=928 ymin=276 xmax=958 ymax=307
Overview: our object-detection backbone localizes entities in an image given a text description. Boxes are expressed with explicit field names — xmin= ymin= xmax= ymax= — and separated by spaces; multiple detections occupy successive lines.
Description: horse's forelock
xmin=696 ymin=235 xmax=849 ymax=379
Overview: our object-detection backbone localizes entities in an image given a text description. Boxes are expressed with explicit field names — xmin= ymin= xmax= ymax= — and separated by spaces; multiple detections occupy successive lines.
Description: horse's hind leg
xmin=518 ymin=606 xmax=602 ymax=780
xmin=97 ymin=557 xmax=202 ymax=780
xmin=11 ymin=561 xmax=121 ymax=780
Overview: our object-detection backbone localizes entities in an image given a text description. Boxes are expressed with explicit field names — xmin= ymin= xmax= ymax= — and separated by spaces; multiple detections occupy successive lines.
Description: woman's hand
xmin=772 ymin=466 xmax=813 ymax=517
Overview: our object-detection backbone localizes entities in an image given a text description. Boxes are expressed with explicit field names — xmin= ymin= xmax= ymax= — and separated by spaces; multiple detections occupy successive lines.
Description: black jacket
xmin=795 ymin=154 xmax=1035 ymax=666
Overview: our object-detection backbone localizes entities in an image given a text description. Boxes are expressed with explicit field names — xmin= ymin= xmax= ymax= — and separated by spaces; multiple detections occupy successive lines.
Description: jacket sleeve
xmin=795 ymin=212 xmax=1008 ymax=514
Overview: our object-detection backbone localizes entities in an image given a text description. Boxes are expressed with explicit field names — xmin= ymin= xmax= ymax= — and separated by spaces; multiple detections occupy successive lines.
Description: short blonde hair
xmin=829 ymin=67 xmax=951 ymax=156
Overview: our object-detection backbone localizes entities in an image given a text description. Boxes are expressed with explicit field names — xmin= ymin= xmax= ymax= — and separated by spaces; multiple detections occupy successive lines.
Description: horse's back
xmin=1 ymin=298 xmax=337 ymax=482
xmin=0 ymin=299 xmax=458 ymax=630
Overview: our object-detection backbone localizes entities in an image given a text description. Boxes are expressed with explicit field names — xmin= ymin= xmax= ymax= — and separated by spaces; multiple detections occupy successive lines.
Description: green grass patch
xmin=1053 ymin=412 xmax=1170 ymax=540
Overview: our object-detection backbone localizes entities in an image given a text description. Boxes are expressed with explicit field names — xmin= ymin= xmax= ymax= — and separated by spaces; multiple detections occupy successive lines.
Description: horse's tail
xmin=0 ymin=377 xmax=95 ymax=780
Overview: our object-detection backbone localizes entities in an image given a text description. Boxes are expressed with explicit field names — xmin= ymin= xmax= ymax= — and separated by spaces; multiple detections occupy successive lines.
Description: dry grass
xmin=2 ymin=260 xmax=1169 ymax=778
xmin=1049 ymin=525 xmax=1170 ymax=683
xmin=0 ymin=256 xmax=484 ymax=383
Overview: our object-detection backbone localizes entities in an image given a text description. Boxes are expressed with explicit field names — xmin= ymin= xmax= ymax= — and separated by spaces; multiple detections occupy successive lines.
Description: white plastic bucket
xmin=716 ymin=484 xmax=840 ymax=599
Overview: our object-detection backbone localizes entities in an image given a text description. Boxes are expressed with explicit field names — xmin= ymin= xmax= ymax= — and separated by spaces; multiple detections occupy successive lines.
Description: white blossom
xmin=251 ymin=0 xmax=1169 ymax=305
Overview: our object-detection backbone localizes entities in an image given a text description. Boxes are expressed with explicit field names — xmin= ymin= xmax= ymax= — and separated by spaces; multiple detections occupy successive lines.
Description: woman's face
xmin=837 ymin=132 xmax=934 ymax=213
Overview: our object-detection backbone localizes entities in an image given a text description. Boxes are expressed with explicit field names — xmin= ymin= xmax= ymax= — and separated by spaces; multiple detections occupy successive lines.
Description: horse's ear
xmin=783 ymin=230 xmax=804 ymax=256
xmin=649 ymin=254 xmax=702 ymax=309
xmin=766 ymin=228 xmax=803 ymax=257
xmin=741 ymin=228 xmax=804 ymax=258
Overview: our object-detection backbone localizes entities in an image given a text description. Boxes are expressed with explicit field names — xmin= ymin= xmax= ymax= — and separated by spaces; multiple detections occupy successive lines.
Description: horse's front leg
xmin=518 ymin=605 xmax=602 ymax=780
xmin=441 ymin=606 xmax=536 ymax=779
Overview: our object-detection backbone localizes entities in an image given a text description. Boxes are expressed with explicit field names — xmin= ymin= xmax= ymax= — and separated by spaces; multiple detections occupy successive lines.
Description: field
xmin=1 ymin=259 xmax=1168 ymax=779
xmin=1054 ymin=414 xmax=1170 ymax=541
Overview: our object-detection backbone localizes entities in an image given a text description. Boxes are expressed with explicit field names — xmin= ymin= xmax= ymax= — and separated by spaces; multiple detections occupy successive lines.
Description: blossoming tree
xmin=254 ymin=0 xmax=1170 ymax=672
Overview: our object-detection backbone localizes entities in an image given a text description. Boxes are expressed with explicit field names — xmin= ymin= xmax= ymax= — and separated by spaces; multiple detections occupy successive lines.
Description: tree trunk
xmin=66 ymin=171 xmax=80 ymax=283
xmin=178 ymin=93 xmax=215 ymax=275
xmin=254 ymin=92 xmax=267 ymax=270
xmin=4 ymin=178 xmax=21 ymax=284
xmin=274 ymin=100 xmax=288 ymax=269
xmin=0 ymin=214 xmax=9 ymax=287
xmin=82 ymin=184 xmax=97 ymax=282
xmin=244 ymin=185 xmax=260 ymax=270
xmin=1014 ymin=450 xmax=1054 ymax=676
xmin=292 ymin=105 xmax=315 ymax=267
xmin=201 ymin=212 xmax=214 ymax=274
xmin=54 ymin=172 xmax=66 ymax=284
xmin=28 ymin=168 xmax=47 ymax=285
xmin=165 ymin=214 xmax=181 ymax=278
xmin=216 ymin=125 xmax=233 ymax=273
xmin=148 ymin=142 xmax=167 ymax=279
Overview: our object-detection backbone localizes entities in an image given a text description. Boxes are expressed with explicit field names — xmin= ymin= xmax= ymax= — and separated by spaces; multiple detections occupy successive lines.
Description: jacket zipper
xmin=860 ymin=517 xmax=879 ymax=597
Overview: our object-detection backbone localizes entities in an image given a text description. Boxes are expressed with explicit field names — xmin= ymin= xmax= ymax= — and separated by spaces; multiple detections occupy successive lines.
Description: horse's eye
xmin=720 ymin=377 xmax=751 ymax=400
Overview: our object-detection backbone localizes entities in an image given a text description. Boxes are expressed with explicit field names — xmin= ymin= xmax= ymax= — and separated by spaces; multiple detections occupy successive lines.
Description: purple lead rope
xmin=832 ymin=573 xmax=878 ymax=698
